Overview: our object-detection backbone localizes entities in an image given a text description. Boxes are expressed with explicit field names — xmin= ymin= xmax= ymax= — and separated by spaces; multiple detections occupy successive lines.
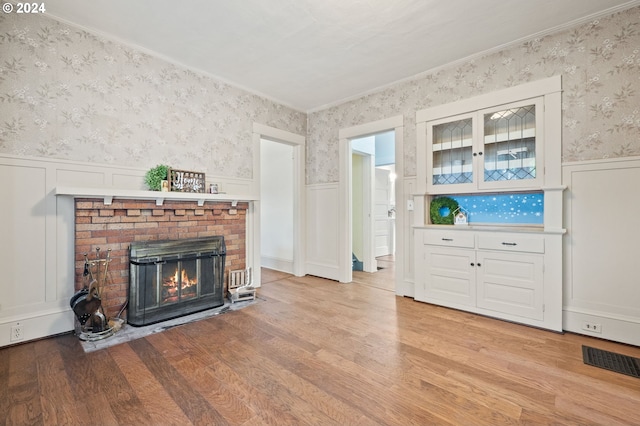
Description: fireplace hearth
xmin=128 ymin=236 xmax=226 ymax=326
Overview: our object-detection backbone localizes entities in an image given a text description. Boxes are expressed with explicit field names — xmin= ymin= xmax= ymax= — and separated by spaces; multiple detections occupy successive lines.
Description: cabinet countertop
xmin=413 ymin=224 xmax=566 ymax=235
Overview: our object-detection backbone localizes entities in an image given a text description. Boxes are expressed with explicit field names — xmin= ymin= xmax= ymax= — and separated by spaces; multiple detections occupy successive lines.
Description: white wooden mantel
xmin=54 ymin=186 xmax=258 ymax=206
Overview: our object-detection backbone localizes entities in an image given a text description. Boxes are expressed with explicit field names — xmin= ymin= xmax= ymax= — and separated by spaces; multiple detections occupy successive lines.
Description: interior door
xmin=374 ymin=168 xmax=393 ymax=257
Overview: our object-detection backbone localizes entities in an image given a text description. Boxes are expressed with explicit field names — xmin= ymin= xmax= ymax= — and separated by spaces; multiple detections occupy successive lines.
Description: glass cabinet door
xmin=427 ymin=113 xmax=476 ymax=192
xmin=426 ymin=98 xmax=543 ymax=193
xmin=480 ymin=98 xmax=542 ymax=189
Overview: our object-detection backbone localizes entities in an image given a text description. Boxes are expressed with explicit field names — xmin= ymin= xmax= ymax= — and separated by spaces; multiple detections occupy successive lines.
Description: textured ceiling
xmin=44 ymin=0 xmax=640 ymax=112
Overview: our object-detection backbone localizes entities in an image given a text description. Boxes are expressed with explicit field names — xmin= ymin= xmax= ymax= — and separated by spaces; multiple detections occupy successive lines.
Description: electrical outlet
xmin=582 ymin=322 xmax=602 ymax=333
xmin=10 ymin=325 xmax=24 ymax=342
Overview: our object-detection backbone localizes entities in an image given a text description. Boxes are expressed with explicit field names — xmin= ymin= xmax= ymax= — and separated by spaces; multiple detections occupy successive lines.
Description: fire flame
xmin=162 ymin=267 xmax=198 ymax=303
xmin=169 ymin=268 xmax=197 ymax=289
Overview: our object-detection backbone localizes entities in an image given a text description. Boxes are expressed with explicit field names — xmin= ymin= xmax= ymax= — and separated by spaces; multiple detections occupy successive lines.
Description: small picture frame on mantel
xmin=169 ymin=168 xmax=206 ymax=193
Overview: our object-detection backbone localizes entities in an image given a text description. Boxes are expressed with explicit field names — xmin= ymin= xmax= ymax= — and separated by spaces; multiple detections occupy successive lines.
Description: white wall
xmin=260 ymin=139 xmax=294 ymax=273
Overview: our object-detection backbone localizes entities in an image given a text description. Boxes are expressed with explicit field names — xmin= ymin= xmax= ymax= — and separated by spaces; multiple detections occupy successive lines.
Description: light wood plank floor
xmin=2 ymin=268 xmax=640 ymax=425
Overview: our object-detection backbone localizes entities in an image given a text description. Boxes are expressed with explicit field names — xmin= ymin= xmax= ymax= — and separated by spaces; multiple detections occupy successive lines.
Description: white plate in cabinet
xmin=477 ymin=233 xmax=544 ymax=254
xmin=476 ymin=251 xmax=544 ymax=320
xmin=423 ymin=229 xmax=474 ymax=248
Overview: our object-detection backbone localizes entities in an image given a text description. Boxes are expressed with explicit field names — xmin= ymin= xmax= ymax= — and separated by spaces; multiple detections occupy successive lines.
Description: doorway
xmin=351 ymin=131 xmax=396 ymax=274
xmin=338 ymin=115 xmax=404 ymax=291
xmin=252 ymin=123 xmax=306 ymax=282
xmin=260 ymin=138 xmax=294 ymax=273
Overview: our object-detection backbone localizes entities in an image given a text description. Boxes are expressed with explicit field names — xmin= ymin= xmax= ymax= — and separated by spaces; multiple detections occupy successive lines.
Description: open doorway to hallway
xmin=351 ymin=130 xmax=396 ymax=275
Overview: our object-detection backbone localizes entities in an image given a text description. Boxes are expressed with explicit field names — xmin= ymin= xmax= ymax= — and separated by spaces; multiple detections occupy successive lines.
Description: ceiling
xmin=44 ymin=0 xmax=640 ymax=112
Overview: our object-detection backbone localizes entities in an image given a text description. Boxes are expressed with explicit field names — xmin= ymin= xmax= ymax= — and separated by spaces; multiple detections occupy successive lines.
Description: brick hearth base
xmin=74 ymin=198 xmax=247 ymax=320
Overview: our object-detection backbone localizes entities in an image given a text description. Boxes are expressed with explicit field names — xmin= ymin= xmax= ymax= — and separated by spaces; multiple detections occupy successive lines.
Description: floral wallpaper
xmin=307 ymin=6 xmax=640 ymax=184
xmin=0 ymin=13 xmax=306 ymax=179
xmin=1 ymin=7 xmax=638 ymax=186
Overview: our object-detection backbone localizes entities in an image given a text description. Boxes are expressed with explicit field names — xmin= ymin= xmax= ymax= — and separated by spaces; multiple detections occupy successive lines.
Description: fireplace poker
xmin=101 ymin=248 xmax=111 ymax=298
xmin=95 ymin=247 xmax=101 ymax=295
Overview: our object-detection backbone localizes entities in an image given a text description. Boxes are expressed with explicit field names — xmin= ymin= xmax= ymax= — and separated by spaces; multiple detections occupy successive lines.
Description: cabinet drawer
xmin=423 ymin=229 xmax=475 ymax=248
xmin=478 ymin=233 xmax=544 ymax=254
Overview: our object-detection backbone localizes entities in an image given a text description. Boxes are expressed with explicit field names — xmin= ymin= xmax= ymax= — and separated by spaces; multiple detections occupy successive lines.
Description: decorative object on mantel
xmin=209 ymin=183 xmax=219 ymax=194
xmin=144 ymin=164 xmax=170 ymax=191
xmin=429 ymin=196 xmax=459 ymax=225
xmin=228 ymin=268 xmax=256 ymax=303
xmin=169 ymin=168 xmax=206 ymax=193
xmin=453 ymin=206 xmax=469 ymax=226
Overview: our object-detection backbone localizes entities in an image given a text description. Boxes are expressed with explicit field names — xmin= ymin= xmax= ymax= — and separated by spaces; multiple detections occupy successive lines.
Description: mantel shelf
xmin=55 ymin=186 xmax=258 ymax=207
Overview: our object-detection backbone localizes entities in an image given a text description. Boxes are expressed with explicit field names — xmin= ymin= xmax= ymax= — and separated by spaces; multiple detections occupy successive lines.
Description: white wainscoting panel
xmin=563 ymin=156 xmax=640 ymax=346
xmin=1 ymin=164 xmax=47 ymax=308
xmin=305 ymin=183 xmax=340 ymax=281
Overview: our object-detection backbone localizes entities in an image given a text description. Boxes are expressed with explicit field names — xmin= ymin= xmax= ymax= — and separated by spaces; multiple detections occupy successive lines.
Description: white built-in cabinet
xmin=419 ymin=229 xmax=545 ymax=323
xmin=413 ymin=76 xmax=565 ymax=332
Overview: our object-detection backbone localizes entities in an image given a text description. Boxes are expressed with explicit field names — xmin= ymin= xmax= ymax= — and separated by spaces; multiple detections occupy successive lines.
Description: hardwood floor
xmin=352 ymin=255 xmax=396 ymax=292
xmin=2 ymin=268 xmax=640 ymax=425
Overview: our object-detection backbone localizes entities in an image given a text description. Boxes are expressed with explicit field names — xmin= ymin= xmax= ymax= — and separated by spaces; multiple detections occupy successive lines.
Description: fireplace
xmin=128 ymin=236 xmax=226 ymax=326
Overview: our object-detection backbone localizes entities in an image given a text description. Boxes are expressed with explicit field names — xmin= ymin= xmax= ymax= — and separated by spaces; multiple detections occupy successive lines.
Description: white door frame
xmin=351 ymin=149 xmax=376 ymax=273
xmin=252 ymin=124 xmax=306 ymax=280
xmin=338 ymin=115 xmax=404 ymax=286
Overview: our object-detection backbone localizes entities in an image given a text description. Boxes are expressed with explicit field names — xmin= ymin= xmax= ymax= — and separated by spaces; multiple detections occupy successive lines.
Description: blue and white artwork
xmin=449 ymin=192 xmax=544 ymax=225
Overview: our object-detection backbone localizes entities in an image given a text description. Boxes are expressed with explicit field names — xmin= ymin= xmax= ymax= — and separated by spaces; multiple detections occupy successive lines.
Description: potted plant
xmin=144 ymin=164 xmax=169 ymax=191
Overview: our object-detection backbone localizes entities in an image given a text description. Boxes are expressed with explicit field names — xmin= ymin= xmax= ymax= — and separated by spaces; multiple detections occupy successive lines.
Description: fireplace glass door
xmin=129 ymin=237 xmax=225 ymax=326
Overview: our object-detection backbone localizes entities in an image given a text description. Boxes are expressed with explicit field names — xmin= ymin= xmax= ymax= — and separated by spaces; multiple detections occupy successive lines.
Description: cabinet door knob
xmin=477 ymin=263 xmax=482 ymax=267
xmin=473 ymin=152 xmax=477 ymax=157
xmin=478 ymin=151 xmax=483 ymax=156
xmin=470 ymin=262 xmax=475 ymax=266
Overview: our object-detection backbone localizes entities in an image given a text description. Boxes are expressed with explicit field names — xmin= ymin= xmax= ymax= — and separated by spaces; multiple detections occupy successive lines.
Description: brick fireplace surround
xmin=73 ymin=198 xmax=247 ymax=320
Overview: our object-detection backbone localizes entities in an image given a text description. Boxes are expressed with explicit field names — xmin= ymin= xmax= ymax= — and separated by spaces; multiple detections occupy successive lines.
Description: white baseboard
xmin=563 ymin=309 xmax=640 ymax=346
xmin=398 ymin=279 xmax=415 ymax=298
xmin=261 ymin=256 xmax=294 ymax=274
xmin=0 ymin=310 xmax=74 ymax=347
xmin=305 ymin=261 xmax=340 ymax=282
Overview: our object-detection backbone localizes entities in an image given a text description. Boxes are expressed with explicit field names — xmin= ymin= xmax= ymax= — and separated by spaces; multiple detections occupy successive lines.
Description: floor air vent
xmin=582 ymin=345 xmax=640 ymax=378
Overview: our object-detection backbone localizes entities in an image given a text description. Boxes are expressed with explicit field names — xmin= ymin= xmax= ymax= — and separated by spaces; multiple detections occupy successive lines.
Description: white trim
xmin=253 ymin=123 xmax=306 ymax=145
xmin=562 ymin=154 xmax=640 ymax=168
xmin=55 ymin=186 xmax=257 ymax=206
xmin=253 ymin=123 xmax=306 ymax=278
xmin=260 ymin=256 xmax=295 ymax=274
xmin=339 ymin=116 xmax=404 ymax=140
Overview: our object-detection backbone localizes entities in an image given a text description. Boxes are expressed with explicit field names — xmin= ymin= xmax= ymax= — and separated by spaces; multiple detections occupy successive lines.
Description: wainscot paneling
xmin=563 ymin=156 xmax=640 ymax=346
xmin=0 ymin=154 xmax=254 ymax=347
xmin=305 ymin=183 xmax=340 ymax=281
